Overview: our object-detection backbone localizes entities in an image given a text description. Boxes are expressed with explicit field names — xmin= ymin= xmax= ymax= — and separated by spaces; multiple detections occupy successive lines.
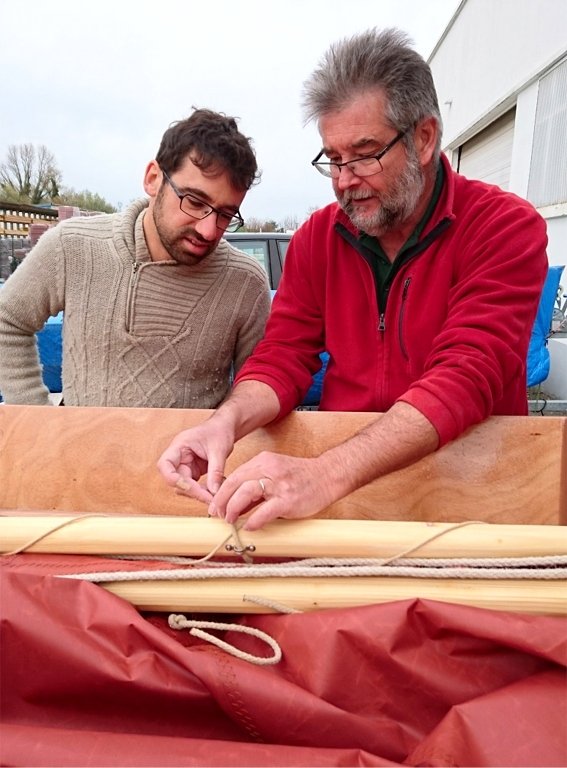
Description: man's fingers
xmin=174 ymin=478 xmax=214 ymax=504
xmin=222 ymin=479 xmax=267 ymax=524
xmin=158 ymin=447 xmax=199 ymax=484
xmin=241 ymin=500 xmax=282 ymax=531
xmin=205 ymin=447 xmax=231 ymax=494
xmin=157 ymin=455 xmax=182 ymax=487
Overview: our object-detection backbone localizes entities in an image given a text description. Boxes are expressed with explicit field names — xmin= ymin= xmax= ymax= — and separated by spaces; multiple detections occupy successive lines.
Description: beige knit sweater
xmin=0 ymin=199 xmax=271 ymax=407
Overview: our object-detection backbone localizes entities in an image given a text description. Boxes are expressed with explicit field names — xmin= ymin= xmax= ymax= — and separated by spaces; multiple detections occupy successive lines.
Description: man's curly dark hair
xmin=156 ymin=108 xmax=260 ymax=192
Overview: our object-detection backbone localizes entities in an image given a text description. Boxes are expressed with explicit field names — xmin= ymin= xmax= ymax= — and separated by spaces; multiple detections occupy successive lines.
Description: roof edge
xmin=427 ymin=0 xmax=468 ymax=62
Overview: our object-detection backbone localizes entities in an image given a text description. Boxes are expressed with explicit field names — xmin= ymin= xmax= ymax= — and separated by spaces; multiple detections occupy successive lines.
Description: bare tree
xmin=304 ymin=205 xmax=319 ymax=221
xmin=0 ymin=143 xmax=62 ymax=204
xmin=243 ymin=217 xmax=264 ymax=232
xmin=280 ymin=214 xmax=300 ymax=232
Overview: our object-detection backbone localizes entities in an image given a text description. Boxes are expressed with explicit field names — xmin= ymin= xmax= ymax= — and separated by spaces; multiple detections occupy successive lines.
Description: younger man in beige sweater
xmin=0 ymin=109 xmax=271 ymax=408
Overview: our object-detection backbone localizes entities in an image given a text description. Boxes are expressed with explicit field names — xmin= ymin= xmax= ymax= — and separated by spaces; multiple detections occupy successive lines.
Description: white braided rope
xmin=167 ymin=614 xmax=282 ymax=665
xmin=60 ymin=560 xmax=567 ymax=582
xmin=242 ymin=595 xmax=302 ymax=613
xmin=109 ymin=554 xmax=567 ymax=568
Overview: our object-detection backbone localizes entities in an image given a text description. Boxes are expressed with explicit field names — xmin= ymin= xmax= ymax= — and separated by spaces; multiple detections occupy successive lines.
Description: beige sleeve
xmin=0 ymin=227 xmax=65 ymax=404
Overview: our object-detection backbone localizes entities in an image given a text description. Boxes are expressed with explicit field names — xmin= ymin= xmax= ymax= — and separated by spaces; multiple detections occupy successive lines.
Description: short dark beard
xmin=152 ymin=185 xmax=216 ymax=265
xmin=336 ymin=145 xmax=426 ymax=237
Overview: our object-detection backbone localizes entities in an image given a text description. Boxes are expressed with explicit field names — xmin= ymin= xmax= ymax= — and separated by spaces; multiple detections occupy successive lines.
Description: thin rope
xmin=1 ymin=514 xmax=110 ymax=557
xmin=243 ymin=595 xmax=302 ymax=613
xmin=379 ymin=520 xmax=486 ymax=565
xmin=167 ymin=614 xmax=281 ymax=665
xmin=0 ymin=514 xmax=252 ymax=564
xmin=111 ymin=554 xmax=241 ymax=566
xmin=158 ymin=522 xmax=253 ymax=565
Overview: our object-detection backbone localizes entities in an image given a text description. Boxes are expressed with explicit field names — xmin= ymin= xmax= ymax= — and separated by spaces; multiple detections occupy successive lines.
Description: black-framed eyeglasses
xmin=311 ymin=131 xmax=406 ymax=179
xmin=162 ymin=170 xmax=244 ymax=232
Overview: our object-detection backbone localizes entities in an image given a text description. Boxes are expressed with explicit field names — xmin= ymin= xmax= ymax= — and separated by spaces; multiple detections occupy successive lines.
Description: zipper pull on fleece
xmin=378 ymin=313 xmax=386 ymax=332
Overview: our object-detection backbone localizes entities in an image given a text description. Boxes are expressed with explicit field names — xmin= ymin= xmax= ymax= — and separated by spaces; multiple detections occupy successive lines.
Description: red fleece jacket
xmin=235 ymin=155 xmax=548 ymax=447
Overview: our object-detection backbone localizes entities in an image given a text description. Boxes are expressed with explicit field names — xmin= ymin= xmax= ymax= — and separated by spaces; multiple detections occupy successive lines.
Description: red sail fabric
xmin=1 ymin=554 xmax=566 ymax=767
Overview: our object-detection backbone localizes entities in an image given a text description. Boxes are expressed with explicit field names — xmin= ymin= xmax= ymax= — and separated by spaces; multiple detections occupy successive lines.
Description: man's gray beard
xmin=337 ymin=151 xmax=426 ymax=237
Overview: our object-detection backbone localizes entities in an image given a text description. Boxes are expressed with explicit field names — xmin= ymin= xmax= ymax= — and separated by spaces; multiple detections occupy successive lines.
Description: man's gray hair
xmin=302 ymin=28 xmax=442 ymax=159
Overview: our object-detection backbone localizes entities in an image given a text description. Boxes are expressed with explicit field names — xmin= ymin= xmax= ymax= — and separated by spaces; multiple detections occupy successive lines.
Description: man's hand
xmin=157 ymin=418 xmax=236 ymax=504
xmin=157 ymin=380 xmax=282 ymax=505
xmin=209 ymin=452 xmax=334 ymax=531
xmin=208 ymin=402 xmax=439 ymax=530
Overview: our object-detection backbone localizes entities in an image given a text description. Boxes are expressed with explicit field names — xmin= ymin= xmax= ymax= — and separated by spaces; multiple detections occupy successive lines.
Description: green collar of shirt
xmin=357 ymin=162 xmax=445 ymax=311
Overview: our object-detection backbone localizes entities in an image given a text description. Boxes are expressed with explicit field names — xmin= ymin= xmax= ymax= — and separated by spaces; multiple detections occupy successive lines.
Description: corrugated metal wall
xmin=528 ymin=56 xmax=567 ymax=208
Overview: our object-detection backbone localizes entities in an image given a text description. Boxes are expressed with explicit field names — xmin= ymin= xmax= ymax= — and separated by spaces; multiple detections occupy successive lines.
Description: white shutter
xmin=458 ymin=108 xmax=516 ymax=190
xmin=528 ymin=57 xmax=567 ymax=207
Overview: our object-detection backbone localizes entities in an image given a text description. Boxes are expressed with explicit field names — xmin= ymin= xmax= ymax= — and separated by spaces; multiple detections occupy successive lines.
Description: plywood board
xmin=0 ymin=405 xmax=565 ymax=524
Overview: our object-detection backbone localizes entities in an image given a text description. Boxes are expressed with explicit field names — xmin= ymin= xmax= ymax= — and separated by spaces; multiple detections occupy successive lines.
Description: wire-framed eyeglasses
xmin=311 ymin=131 xmax=406 ymax=179
xmin=162 ymin=170 xmax=244 ymax=232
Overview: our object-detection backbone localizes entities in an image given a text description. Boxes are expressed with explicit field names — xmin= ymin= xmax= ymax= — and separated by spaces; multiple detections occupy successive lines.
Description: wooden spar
xmin=1 ymin=515 xmax=566 ymax=558
xmin=100 ymin=576 xmax=567 ymax=616
xmin=3 ymin=514 xmax=564 ymax=618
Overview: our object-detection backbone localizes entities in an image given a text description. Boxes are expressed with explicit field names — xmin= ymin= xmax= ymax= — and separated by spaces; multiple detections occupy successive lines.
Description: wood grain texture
xmin=0 ymin=405 xmax=565 ymax=524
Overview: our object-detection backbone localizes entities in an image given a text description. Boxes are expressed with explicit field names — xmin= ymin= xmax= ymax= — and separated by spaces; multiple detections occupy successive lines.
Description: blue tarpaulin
xmin=36 ymin=312 xmax=63 ymax=393
xmin=527 ymin=265 xmax=564 ymax=388
xmin=0 ymin=307 xmax=63 ymax=401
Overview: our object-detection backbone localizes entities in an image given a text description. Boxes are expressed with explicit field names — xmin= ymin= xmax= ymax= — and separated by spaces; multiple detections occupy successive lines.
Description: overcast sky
xmin=1 ymin=0 xmax=460 ymax=223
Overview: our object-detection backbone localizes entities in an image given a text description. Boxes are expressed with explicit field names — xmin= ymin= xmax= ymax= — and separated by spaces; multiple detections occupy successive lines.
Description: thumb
xmin=206 ymin=447 xmax=230 ymax=494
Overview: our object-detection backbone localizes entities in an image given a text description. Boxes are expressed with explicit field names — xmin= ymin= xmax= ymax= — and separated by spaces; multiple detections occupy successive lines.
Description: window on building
xmin=528 ymin=57 xmax=567 ymax=208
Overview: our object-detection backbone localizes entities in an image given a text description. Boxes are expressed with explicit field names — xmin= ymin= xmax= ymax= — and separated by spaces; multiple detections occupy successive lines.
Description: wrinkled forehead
xmin=318 ymin=93 xmax=393 ymax=154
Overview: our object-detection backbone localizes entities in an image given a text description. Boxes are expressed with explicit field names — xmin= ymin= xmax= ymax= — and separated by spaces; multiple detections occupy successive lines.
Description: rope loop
xmin=168 ymin=614 xmax=282 ymax=666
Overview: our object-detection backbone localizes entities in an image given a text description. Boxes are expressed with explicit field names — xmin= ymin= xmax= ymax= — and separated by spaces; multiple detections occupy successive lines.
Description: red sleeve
xmin=398 ymin=189 xmax=548 ymax=445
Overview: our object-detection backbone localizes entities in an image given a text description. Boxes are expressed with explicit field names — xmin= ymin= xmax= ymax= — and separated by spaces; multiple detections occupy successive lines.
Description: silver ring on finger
xmin=258 ymin=479 xmax=266 ymax=497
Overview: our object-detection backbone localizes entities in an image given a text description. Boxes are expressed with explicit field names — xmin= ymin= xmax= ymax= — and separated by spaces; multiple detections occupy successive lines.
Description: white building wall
xmin=544 ymin=216 xmax=567 ymax=267
xmin=429 ymin=0 xmax=567 ymax=397
xmin=544 ymin=339 xmax=567 ymax=401
xmin=430 ymin=0 xmax=567 ymax=149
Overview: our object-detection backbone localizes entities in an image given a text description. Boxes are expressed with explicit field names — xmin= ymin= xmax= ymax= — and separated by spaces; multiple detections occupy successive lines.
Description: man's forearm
xmin=312 ymin=401 xmax=440 ymax=502
xmin=213 ymin=380 xmax=281 ymax=441
xmin=0 ymin=329 xmax=50 ymax=405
